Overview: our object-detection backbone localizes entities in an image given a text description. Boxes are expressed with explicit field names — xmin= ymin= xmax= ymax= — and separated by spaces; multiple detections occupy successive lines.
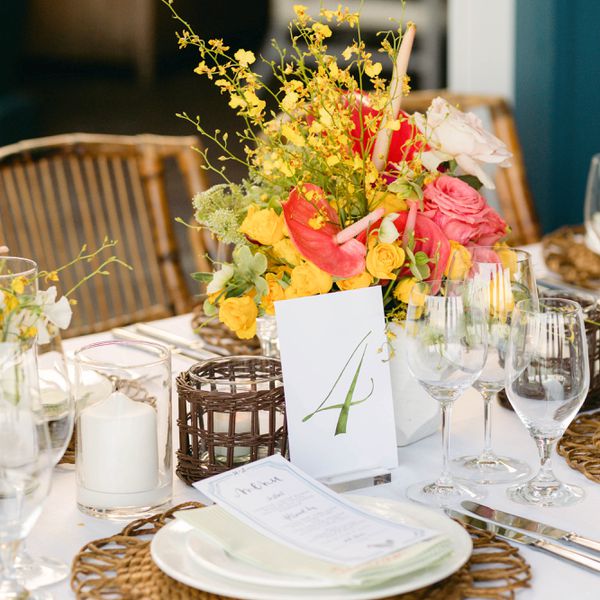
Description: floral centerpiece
xmin=165 ymin=2 xmax=512 ymax=339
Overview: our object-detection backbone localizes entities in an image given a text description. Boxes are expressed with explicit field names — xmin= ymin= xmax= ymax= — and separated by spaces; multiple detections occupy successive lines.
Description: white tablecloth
xmin=28 ymin=250 xmax=600 ymax=599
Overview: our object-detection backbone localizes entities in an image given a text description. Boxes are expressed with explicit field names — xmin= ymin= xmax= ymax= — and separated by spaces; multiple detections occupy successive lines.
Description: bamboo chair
xmin=402 ymin=90 xmax=541 ymax=246
xmin=0 ymin=133 xmax=210 ymax=337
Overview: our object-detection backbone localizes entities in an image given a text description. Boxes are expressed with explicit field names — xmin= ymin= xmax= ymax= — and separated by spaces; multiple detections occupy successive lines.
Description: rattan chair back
xmin=403 ymin=90 xmax=541 ymax=246
xmin=0 ymin=133 xmax=209 ymax=337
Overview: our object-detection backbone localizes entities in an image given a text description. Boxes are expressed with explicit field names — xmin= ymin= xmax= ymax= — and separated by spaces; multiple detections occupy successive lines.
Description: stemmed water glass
xmin=504 ymin=298 xmax=590 ymax=506
xmin=404 ymin=280 xmax=488 ymax=507
xmin=15 ymin=333 xmax=75 ymax=589
xmin=0 ymin=343 xmax=53 ymax=600
xmin=0 ymin=257 xmax=75 ymax=588
xmin=584 ymin=153 xmax=600 ymax=253
xmin=451 ymin=247 xmax=537 ymax=484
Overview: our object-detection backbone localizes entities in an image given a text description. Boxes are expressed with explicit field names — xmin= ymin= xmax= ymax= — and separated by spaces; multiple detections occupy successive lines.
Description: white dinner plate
xmin=150 ymin=495 xmax=472 ymax=600
xmin=185 ymin=529 xmax=341 ymax=589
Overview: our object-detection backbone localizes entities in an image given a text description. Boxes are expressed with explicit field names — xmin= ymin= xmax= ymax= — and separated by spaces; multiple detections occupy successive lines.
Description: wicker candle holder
xmin=176 ymin=356 xmax=287 ymax=484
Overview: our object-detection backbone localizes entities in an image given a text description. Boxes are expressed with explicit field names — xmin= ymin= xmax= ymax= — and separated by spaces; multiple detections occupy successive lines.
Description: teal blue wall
xmin=515 ymin=0 xmax=600 ymax=233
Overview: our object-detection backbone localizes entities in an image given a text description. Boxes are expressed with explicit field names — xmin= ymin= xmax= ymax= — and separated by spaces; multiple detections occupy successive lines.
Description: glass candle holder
xmin=176 ymin=356 xmax=287 ymax=483
xmin=74 ymin=340 xmax=172 ymax=519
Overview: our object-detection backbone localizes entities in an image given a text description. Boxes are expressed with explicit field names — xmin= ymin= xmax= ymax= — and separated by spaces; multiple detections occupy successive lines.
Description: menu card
xmin=194 ymin=455 xmax=439 ymax=566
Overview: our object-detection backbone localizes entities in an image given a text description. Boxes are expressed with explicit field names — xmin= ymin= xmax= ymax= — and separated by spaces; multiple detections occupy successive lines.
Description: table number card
xmin=275 ymin=286 xmax=398 ymax=481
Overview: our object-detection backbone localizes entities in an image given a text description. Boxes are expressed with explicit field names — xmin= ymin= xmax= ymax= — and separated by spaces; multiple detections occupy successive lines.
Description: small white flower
xmin=34 ymin=287 xmax=73 ymax=343
xmin=207 ymin=264 xmax=234 ymax=294
xmin=414 ymin=97 xmax=512 ymax=189
xmin=378 ymin=213 xmax=400 ymax=243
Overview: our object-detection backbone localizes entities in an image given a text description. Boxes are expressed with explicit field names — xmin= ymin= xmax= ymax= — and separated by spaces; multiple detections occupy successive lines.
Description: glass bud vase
xmin=255 ymin=315 xmax=280 ymax=357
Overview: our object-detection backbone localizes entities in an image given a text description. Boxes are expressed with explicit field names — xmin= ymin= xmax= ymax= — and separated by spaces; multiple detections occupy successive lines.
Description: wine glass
xmin=404 ymin=280 xmax=488 ymax=507
xmin=505 ymin=298 xmax=589 ymax=506
xmin=0 ymin=257 xmax=75 ymax=587
xmin=451 ymin=247 xmax=537 ymax=484
xmin=0 ymin=342 xmax=53 ymax=600
xmin=14 ymin=332 xmax=75 ymax=589
xmin=584 ymin=153 xmax=600 ymax=253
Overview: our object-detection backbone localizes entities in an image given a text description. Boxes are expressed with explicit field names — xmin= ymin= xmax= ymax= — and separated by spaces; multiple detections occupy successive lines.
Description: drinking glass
xmin=15 ymin=333 xmax=75 ymax=589
xmin=0 ymin=342 xmax=52 ymax=600
xmin=451 ymin=247 xmax=537 ymax=483
xmin=0 ymin=257 xmax=75 ymax=587
xmin=584 ymin=153 xmax=600 ymax=254
xmin=0 ymin=257 xmax=38 ymax=296
xmin=505 ymin=298 xmax=589 ymax=506
xmin=404 ymin=280 xmax=488 ymax=507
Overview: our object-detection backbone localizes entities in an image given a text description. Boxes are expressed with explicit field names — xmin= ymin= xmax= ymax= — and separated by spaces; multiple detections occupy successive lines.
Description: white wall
xmin=447 ymin=0 xmax=516 ymax=102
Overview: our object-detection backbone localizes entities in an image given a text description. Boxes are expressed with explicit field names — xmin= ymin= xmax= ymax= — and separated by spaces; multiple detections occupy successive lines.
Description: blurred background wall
xmin=1 ymin=0 xmax=598 ymax=234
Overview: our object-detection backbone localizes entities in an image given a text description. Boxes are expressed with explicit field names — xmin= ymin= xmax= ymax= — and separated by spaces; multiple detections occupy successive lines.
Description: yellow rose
xmin=489 ymin=272 xmax=514 ymax=319
xmin=337 ymin=271 xmax=373 ymax=291
xmin=272 ymin=238 xmax=303 ymax=266
xmin=494 ymin=243 xmax=518 ymax=276
xmin=368 ymin=191 xmax=407 ymax=215
xmin=286 ymin=262 xmax=332 ymax=298
xmin=393 ymin=277 xmax=418 ymax=304
xmin=366 ymin=243 xmax=405 ymax=280
xmin=218 ymin=296 xmax=258 ymax=339
xmin=445 ymin=240 xmax=472 ymax=279
xmin=239 ymin=205 xmax=285 ymax=246
xmin=261 ymin=274 xmax=286 ymax=315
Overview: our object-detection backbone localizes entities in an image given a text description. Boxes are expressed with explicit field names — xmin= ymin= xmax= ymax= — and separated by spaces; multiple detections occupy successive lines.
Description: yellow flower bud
xmin=494 ymin=243 xmax=518 ymax=276
xmin=489 ymin=272 xmax=514 ymax=319
xmin=337 ymin=271 xmax=373 ymax=291
xmin=272 ymin=238 xmax=303 ymax=266
xmin=366 ymin=243 xmax=405 ymax=280
xmin=239 ymin=205 xmax=285 ymax=246
xmin=445 ymin=240 xmax=472 ymax=280
xmin=260 ymin=274 xmax=286 ymax=315
xmin=393 ymin=277 xmax=418 ymax=304
xmin=368 ymin=191 xmax=407 ymax=215
xmin=285 ymin=262 xmax=332 ymax=298
xmin=218 ymin=296 xmax=258 ymax=339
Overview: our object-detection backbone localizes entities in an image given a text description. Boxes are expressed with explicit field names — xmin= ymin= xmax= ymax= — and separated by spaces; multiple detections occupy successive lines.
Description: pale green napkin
xmin=176 ymin=505 xmax=452 ymax=588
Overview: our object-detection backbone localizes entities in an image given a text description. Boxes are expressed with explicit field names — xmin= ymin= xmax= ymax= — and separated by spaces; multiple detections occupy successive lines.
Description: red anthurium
xmin=282 ymin=184 xmax=383 ymax=278
xmin=356 ymin=206 xmax=451 ymax=282
xmin=347 ymin=92 xmax=424 ymax=169
xmin=393 ymin=211 xmax=451 ymax=281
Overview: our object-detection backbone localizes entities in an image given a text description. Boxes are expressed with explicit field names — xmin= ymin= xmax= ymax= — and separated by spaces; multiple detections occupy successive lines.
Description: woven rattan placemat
xmin=71 ymin=502 xmax=531 ymax=600
xmin=558 ymin=410 xmax=600 ymax=483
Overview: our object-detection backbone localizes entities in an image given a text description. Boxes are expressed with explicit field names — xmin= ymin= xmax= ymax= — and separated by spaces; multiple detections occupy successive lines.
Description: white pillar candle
xmin=213 ymin=411 xmax=252 ymax=461
xmin=79 ymin=391 xmax=159 ymax=503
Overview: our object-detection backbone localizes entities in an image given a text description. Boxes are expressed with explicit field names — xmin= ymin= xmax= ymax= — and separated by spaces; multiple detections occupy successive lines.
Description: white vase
xmin=388 ymin=322 xmax=440 ymax=446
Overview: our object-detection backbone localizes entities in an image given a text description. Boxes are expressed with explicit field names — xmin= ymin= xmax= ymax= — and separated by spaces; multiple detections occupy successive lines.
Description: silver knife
xmin=461 ymin=500 xmax=600 ymax=555
xmin=447 ymin=509 xmax=600 ymax=573
xmin=135 ymin=322 xmax=230 ymax=357
xmin=111 ymin=328 xmax=215 ymax=362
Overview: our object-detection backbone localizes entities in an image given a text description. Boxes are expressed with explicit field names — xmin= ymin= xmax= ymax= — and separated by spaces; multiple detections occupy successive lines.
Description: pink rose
xmin=423 ymin=175 xmax=507 ymax=245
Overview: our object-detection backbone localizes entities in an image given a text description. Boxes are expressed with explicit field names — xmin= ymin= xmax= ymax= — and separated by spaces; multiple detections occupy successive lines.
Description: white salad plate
xmin=150 ymin=495 xmax=472 ymax=600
